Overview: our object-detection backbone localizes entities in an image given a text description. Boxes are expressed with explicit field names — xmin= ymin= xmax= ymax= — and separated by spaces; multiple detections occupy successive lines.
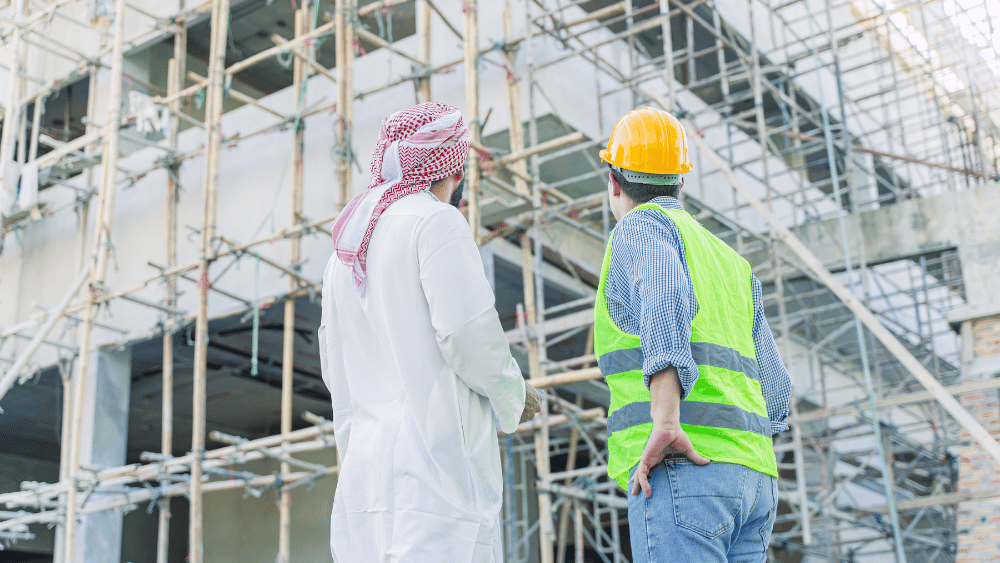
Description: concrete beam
xmin=748 ymin=183 xmax=1000 ymax=309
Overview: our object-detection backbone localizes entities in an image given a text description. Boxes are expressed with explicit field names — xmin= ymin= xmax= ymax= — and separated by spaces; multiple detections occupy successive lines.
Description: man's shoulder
xmin=384 ymin=192 xmax=464 ymax=226
xmin=613 ymin=206 xmax=680 ymax=246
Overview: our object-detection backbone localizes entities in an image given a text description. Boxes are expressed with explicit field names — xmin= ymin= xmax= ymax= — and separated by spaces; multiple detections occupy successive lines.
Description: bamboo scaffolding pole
xmin=0 ymin=412 xmax=338 ymax=511
xmin=496 ymin=132 xmax=587 ymax=166
xmin=352 ymin=4 xmax=630 ymax=102
xmin=188 ymin=70 xmax=285 ymax=119
xmin=0 ymin=427 xmax=340 ymax=533
xmin=510 ymin=407 xmax=605 ymax=437
xmin=574 ymin=500 xmax=583 ymax=563
xmin=355 ymin=0 xmax=415 ymax=18
xmin=765 ymin=126 xmax=989 ymax=179
xmin=63 ymin=0 xmax=130 ymax=560
xmin=26 ymin=89 xmax=41 ymax=163
xmin=157 ymin=15 xmax=186 ymax=562
xmin=417 ymin=0 xmax=431 ymax=103
xmin=0 ymin=0 xmax=26 ymax=187
xmin=463 ymin=0 xmax=480 ymax=234
xmin=0 ymin=267 xmax=90 ymax=405
xmin=277 ymin=6 xmax=308 ymax=562
xmin=189 ymin=1 xmax=230 ymax=561
xmin=520 ymin=235 xmax=543 ymax=382
xmin=355 ymin=27 xmax=424 ymax=66
xmin=152 ymin=21 xmax=336 ymax=108
xmin=335 ymin=0 xmax=355 ymax=205
xmin=424 ymin=0 xmax=462 ymax=40
xmin=555 ymin=396 xmax=583 ymax=563
xmin=54 ymin=63 xmax=102 ymax=561
xmin=17 ymin=212 xmax=337 ymax=330
xmin=221 ymin=239 xmax=321 ymax=294
xmin=535 ymin=13 xmax=668 ymax=71
xmin=524 ymin=3 xmax=553 ymax=560
xmin=225 ymin=21 xmax=332 ymax=76
xmin=527 ymin=367 xmax=602 ymax=389
xmin=658 ymin=0 xmax=674 ymax=108
xmin=269 ymin=33 xmax=338 ymax=85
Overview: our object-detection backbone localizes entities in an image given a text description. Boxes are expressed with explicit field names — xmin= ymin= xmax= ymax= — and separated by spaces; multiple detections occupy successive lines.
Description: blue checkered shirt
xmin=605 ymin=196 xmax=790 ymax=435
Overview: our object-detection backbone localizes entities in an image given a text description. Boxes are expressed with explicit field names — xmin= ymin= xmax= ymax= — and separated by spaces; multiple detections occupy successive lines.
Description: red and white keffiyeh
xmin=331 ymin=102 xmax=470 ymax=293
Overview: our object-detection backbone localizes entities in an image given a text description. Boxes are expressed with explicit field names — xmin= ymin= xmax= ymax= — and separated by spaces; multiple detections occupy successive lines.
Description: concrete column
xmin=55 ymin=346 xmax=132 ymax=563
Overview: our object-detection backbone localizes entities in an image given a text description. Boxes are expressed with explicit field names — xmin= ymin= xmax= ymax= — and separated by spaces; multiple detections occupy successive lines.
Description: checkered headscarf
xmin=331 ymin=103 xmax=470 ymax=293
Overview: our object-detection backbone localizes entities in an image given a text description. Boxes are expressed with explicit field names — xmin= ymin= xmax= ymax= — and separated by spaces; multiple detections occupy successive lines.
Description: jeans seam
xmin=645 ymin=480 xmax=655 ymax=560
xmin=758 ymin=478 xmax=777 ymax=552
xmin=746 ymin=466 xmax=761 ymax=517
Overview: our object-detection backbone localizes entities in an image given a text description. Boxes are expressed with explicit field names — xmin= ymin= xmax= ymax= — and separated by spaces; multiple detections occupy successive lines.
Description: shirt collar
xmin=648 ymin=196 xmax=684 ymax=211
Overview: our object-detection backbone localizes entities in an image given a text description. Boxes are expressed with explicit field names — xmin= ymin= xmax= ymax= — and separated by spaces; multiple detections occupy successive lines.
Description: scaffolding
xmin=0 ymin=0 xmax=998 ymax=561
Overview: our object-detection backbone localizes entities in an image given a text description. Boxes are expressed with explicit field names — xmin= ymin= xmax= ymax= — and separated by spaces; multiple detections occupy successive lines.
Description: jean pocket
xmin=667 ymin=462 xmax=745 ymax=539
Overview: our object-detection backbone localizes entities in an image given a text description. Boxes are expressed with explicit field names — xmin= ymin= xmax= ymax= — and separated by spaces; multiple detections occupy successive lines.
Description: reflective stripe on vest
xmin=598 ymin=343 xmax=759 ymax=382
xmin=606 ymin=400 xmax=771 ymax=437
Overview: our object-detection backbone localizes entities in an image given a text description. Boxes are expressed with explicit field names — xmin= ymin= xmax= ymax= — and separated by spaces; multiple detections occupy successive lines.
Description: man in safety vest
xmin=595 ymin=107 xmax=791 ymax=562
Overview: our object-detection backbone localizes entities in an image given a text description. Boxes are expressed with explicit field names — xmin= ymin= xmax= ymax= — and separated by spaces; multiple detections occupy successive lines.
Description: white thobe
xmin=318 ymin=192 xmax=526 ymax=563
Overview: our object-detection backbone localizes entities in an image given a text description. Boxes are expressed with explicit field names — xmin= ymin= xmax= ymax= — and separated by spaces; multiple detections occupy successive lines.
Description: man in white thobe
xmin=319 ymin=103 xmax=541 ymax=562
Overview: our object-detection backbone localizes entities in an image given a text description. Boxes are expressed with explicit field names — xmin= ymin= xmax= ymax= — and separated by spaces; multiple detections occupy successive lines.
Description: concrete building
xmin=0 ymin=0 xmax=998 ymax=561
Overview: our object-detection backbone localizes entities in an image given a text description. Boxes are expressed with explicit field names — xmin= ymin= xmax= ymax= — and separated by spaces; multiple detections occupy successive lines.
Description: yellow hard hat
xmin=599 ymin=107 xmax=693 ymax=176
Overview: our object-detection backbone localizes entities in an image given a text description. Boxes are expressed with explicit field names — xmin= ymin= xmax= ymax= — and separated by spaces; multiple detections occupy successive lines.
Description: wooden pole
xmin=55 ymin=62 xmax=100 ymax=563
xmin=523 ymin=2 xmax=552 ymax=559
xmin=277 ymin=5 xmax=308 ymax=563
xmin=63 ymin=0 xmax=129 ymax=561
xmin=0 ymin=268 xmax=90 ymax=401
xmin=535 ymin=397 xmax=554 ymax=563
xmin=658 ymin=0 xmax=674 ymax=108
xmin=334 ymin=0 xmax=355 ymax=206
xmin=462 ymin=0 xmax=480 ymax=235
xmin=189 ymin=1 xmax=230 ymax=561
xmin=0 ymin=0 xmax=26 ymax=185
xmin=555 ymin=396 xmax=583 ymax=563
xmin=157 ymin=13 xmax=186 ymax=563
xmin=417 ymin=0 xmax=431 ymax=103
xmin=27 ymin=92 xmax=42 ymax=163
xmin=502 ymin=0 xmax=529 ymax=198
xmin=520 ymin=234 xmax=542 ymax=380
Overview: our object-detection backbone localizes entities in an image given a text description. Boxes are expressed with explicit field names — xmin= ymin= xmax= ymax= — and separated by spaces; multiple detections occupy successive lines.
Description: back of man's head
xmin=609 ymin=165 xmax=682 ymax=203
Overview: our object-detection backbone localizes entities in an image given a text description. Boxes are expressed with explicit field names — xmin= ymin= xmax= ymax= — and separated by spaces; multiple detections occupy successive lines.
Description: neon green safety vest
xmin=595 ymin=202 xmax=778 ymax=491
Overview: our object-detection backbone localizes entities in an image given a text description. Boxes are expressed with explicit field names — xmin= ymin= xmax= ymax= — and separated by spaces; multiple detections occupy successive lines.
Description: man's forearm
xmin=649 ymin=366 xmax=683 ymax=424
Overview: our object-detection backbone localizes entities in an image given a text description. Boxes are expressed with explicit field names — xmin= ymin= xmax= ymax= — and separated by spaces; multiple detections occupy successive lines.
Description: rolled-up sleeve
xmin=605 ymin=213 xmax=699 ymax=397
xmin=417 ymin=207 xmax=526 ymax=434
xmin=751 ymin=276 xmax=791 ymax=434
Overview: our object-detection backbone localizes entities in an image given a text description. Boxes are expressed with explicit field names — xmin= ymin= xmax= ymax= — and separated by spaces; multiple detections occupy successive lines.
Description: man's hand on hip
xmin=630 ymin=366 xmax=710 ymax=498
xmin=629 ymin=421 xmax=709 ymax=497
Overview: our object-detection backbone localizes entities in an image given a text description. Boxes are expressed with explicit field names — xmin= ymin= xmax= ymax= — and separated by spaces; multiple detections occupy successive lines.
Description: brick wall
xmin=958 ymin=314 xmax=1000 ymax=562
xmin=973 ymin=316 xmax=1000 ymax=359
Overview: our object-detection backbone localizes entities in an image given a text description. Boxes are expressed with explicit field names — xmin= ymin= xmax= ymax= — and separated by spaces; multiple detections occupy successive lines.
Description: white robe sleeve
xmin=418 ymin=206 xmax=527 ymax=434
xmin=319 ymin=255 xmax=350 ymax=455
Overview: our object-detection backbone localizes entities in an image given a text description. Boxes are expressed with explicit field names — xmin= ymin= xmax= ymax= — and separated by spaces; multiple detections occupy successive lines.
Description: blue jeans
xmin=627 ymin=459 xmax=777 ymax=563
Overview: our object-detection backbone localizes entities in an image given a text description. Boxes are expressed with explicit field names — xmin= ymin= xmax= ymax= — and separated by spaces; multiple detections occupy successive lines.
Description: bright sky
xmin=871 ymin=0 xmax=1000 ymax=94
